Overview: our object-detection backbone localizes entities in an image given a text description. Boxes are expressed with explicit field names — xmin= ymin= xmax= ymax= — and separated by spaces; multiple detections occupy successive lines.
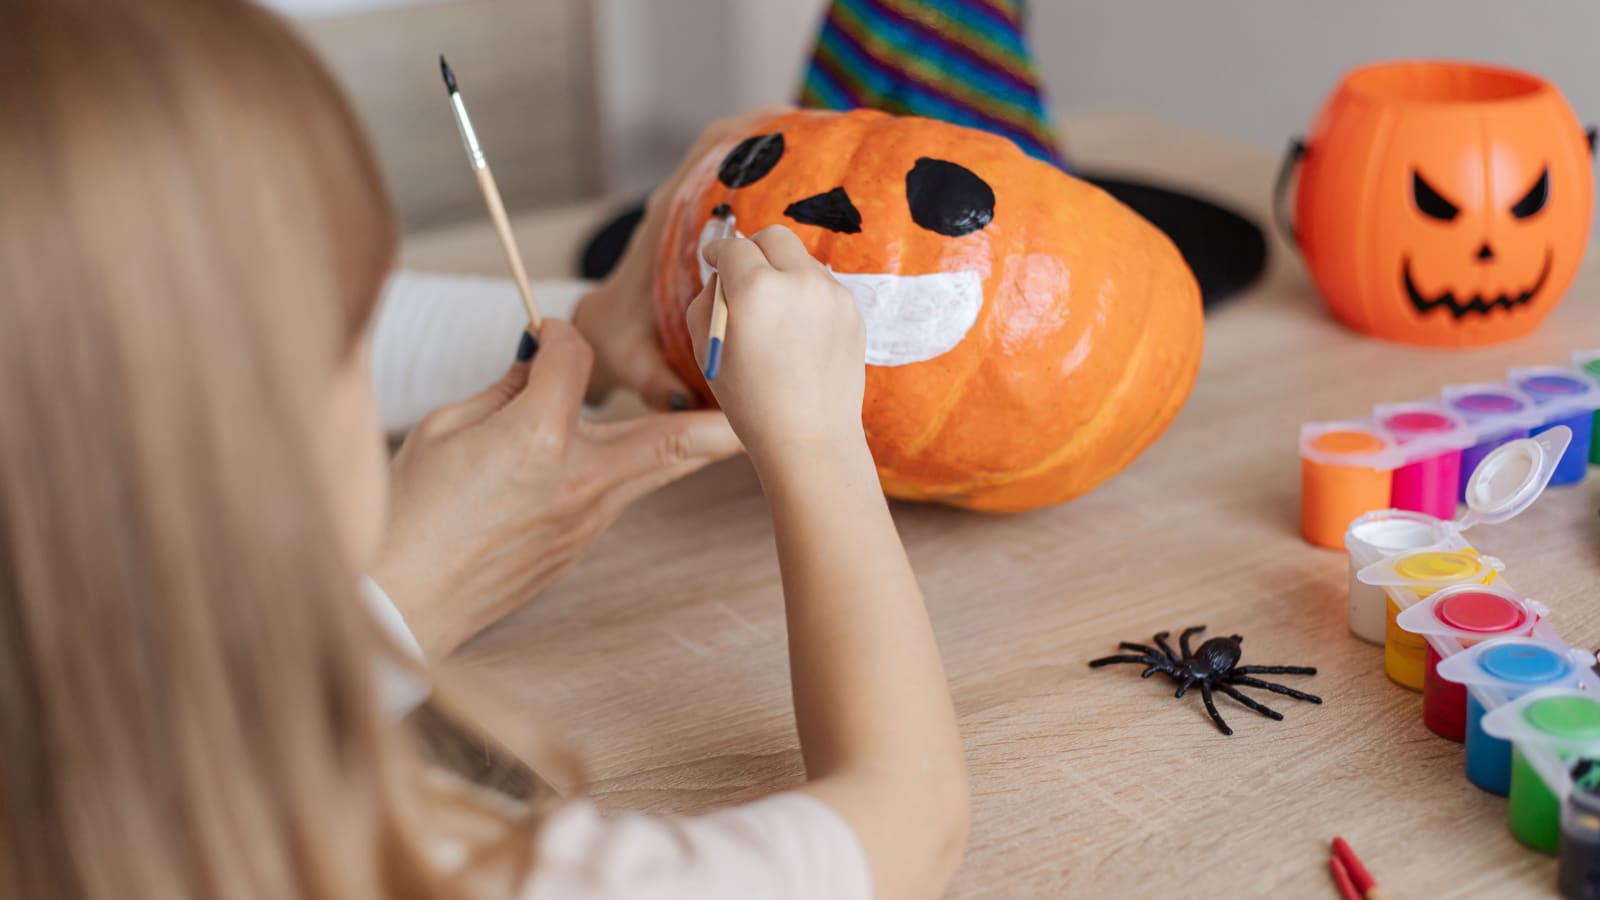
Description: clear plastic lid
xmin=1440 ymin=383 xmax=1544 ymax=436
xmin=1394 ymin=583 xmax=1547 ymax=641
xmin=1299 ymin=419 xmax=1405 ymax=470
xmin=1454 ymin=426 xmax=1571 ymax=531
xmin=1356 ymin=547 xmax=1503 ymax=589
xmin=1436 ymin=636 xmax=1592 ymax=691
xmin=1372 ymin=401 xmax=1476 ymax=464
xmin=1481 ymin=688 xmax=1600 ymax=750
xmin=1508 ymin=366 xmax=1600 ymax=418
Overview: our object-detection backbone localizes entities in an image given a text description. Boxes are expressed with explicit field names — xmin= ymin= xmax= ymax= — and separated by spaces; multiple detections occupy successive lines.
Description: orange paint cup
xmin=1301 ymin=421 xmax=1405 ymax=549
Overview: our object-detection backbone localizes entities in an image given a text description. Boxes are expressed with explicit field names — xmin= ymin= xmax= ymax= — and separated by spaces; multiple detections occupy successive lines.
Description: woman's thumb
xmin=619 ymin=342 xmax=702 ymax=411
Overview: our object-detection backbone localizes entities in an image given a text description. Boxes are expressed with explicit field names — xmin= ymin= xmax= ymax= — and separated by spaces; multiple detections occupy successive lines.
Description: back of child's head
xmin=0 ymin=2 xmax=546 ymax=897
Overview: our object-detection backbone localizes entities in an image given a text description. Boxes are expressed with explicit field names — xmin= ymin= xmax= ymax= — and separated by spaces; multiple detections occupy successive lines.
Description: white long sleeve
xmin=370 ymin=271 xmax=594 ymax=434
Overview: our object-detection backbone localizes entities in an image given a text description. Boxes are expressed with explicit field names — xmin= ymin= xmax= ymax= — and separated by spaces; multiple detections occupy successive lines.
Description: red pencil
xmin=1332 ymin=837 xmax=1389 ymax=900
xmin=1329 ymin=856 xmax=1362 ymax=900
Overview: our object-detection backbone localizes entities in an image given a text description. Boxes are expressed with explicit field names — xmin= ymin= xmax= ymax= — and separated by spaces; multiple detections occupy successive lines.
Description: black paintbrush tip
xmin=439 ymin=55 xmax=457 ymax=94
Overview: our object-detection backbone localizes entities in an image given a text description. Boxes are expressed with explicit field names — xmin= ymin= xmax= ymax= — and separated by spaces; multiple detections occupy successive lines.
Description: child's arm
xmin=688 ymin=227 xmax=969 ymax=900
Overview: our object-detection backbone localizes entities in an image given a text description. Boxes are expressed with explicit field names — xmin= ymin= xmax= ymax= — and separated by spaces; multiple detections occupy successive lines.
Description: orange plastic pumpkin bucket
xmin=1274 ymin=61 xmax=1594 ymax=348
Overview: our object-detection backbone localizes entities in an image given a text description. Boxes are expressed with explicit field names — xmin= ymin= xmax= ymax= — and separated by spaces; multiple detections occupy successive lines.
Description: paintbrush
xmin=701 ymin=132 xmax=780 ymax=381
xmin=703 ymin=203 xmax=735 ymax=380
xmin=439 ymin=55 xmax=542 ymax=334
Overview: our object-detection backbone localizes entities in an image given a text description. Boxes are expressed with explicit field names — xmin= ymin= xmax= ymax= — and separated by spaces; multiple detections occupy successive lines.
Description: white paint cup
xmin=1343 ymin=510 xmax=1462 ymax=644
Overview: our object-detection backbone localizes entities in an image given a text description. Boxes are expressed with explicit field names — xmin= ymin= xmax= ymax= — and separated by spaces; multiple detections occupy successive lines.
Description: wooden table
xmin=409 ymin=114 xmax=1600 ymax=898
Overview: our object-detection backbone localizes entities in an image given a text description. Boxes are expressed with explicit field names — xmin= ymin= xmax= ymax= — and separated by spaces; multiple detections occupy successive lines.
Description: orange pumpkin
xmin=1292 ymin=61 xmax=1593 ymax=348
xmin=654 ymin=109 xmax=1203 ymax=512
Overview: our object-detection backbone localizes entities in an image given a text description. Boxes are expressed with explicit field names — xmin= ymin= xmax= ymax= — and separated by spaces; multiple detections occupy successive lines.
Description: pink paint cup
xmin=1375 ymin=402 xmax=1475 ymax=520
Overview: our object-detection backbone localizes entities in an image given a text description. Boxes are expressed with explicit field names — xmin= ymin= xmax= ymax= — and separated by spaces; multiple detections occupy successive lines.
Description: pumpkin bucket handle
xmin=1271 ymin=137 xmax=1307 ymax=253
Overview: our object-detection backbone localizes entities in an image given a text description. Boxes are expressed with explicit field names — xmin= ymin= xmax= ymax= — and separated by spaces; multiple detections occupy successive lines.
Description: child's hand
xmin=574 ymin=106 xmax=792 ymax=411
xmin=686 ymin=225 xmax=867 ymax=467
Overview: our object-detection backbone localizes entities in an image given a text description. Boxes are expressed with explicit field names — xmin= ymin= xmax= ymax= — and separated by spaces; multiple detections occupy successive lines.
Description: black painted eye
xmin=718 ymin=133 xmax=785 ymax=188
xmin=785 ymin=187 xmax=862 ymax=234
xmin=1512 ymin=168 xmax=1549 ymax=219
xmin=1412 ymin=171 xmax=1460 ymax=221
xmin=906 ymin=158 xmax=994 ymax=237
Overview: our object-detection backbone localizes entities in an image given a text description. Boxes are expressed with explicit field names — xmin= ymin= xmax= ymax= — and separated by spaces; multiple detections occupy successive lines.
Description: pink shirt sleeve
xmin=520 ymin=793 xmax=873 ymax=900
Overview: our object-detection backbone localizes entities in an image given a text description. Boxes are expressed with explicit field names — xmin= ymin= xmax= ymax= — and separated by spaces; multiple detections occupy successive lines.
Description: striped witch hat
xmin=797 ymin=0 xmax=1266 ymax=307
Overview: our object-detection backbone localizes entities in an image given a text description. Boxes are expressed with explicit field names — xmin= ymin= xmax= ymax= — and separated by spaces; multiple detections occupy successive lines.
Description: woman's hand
xmin=686 ymin=225 xmax=868 ymax=469
xmin=370 ymin=320 xmax=741 ymax=659
xmin=574 ymin=106 xmax=792 ymax=410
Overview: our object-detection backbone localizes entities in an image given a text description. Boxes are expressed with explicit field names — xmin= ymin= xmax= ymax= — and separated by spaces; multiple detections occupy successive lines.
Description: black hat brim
xmin=1080 ymin=174 xmax=1267 ymax=311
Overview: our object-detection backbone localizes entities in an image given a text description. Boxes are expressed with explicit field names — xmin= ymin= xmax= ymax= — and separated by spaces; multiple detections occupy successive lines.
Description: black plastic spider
xmin=1089 ymin=626 xmax=1322 ymax=735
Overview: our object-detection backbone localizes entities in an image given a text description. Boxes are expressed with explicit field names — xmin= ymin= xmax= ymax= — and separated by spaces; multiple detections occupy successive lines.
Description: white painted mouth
xmin=696 ymin=219 xmax=982 ymax=367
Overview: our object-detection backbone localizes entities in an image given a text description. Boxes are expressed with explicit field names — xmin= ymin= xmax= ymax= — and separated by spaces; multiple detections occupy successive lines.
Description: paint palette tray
xmin=1299 ymin=349 xmax=1600 ymax=550
xmin=1321 ymin=421 xmax=1600 ymax=863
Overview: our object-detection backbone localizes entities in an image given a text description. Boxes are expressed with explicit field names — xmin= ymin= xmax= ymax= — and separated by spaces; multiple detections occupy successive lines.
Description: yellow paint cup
xmin=1360 ymin=549 xmax=1502 ymax=690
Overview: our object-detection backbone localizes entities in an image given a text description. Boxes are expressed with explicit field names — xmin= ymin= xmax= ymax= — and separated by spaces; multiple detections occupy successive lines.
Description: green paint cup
xmin=1512 ymin=747 xmax=1564 ymax=852
xmin=1575 ymin=352 xmax=1600 ymax=464
xmin=1503 ymin=695 xmax=1600 ymax=854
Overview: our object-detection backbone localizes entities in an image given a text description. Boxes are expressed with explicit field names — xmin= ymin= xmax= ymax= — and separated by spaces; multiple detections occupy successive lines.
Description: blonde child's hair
xmin=0 ymin=1 xmax=565 ymax=896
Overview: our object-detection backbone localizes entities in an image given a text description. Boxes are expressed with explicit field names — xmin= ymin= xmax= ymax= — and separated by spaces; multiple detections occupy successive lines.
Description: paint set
xmin=1326 ymin=422 xmax=1600 ymax=857
xmin=1300 ymin=355 xmax=1600 ymax=551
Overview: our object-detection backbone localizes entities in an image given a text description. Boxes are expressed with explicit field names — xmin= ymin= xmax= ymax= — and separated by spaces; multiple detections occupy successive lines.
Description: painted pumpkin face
xmin=654 ymin=110 xmax=1203 ymax=512
xmin=1295 ymin=61 xmax=1594 ymax=348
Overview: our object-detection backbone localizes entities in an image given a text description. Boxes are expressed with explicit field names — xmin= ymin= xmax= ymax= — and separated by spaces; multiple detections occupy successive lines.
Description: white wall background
xmin=269 ymin=0 xmax=1600 ymax=191
xmin=594 ymin=0 xmax=1600 ymax=188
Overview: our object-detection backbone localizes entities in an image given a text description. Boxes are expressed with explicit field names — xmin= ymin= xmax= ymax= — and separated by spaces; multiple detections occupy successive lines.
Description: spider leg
xmin=1151 ymin=632 xmax=1180 ymax=664
xmin=1175 ymin=677 xmax=1195 ymax=699
xmin=1233 ymin=665 xmax=1317 ymax=676
xmin=1179 ymin=625 xmax=1206 ymax=659
xmin=1118 ymin=642 xmax=1161 ymax=655
xmin=1214 ymin=682 xmax=1284 ymax=721
xmin=1089 ymin=654 xmax=1158 ymax=668
xmin=1227 ymin=674 xmax=1323 ymax=704
xmin=1199 ymin=683 xmax=1233 ymax=736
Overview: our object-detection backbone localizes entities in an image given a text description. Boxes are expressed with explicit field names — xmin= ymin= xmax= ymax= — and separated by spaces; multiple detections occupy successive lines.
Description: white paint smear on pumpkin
xmin=695 ymin=218 xmax=983 ymax=367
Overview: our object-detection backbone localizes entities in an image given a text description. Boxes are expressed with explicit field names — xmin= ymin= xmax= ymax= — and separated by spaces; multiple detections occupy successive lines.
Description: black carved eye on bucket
xmin=1412 ymin=171 xmax=1460 ymax=222
xmin=718 ymin=133 xmax=785 ymax=188
xmin=1512 ymin=167 xmax=1550 ymax=219
xmin=906 ymin=158 xmax=995 ymax=237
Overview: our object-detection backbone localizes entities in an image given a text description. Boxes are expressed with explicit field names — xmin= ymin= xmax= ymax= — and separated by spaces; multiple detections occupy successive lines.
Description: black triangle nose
xmin=1476 ymin=243 xmax=1495 ymax=262
xmin=785 ymin=187 xmax=862 ymax=234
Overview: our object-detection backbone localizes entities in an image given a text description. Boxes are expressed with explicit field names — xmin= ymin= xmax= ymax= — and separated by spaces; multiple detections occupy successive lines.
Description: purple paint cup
xmin=1509 ymin=368 xmax=1600 ymax=487
xmin=1443 ymin=386 xmax=1541 ymax=502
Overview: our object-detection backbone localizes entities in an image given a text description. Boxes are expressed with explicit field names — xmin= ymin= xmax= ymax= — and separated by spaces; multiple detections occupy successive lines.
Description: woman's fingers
xmin=413 ymin=355 xmax=532 ymax=437
xmin=589 ymin=409 xmax=743 ymax=506
xmin=505 ymin=319 xmax=594 ymax=429
xmin=604 ymin=334 xmax=696 ymax=411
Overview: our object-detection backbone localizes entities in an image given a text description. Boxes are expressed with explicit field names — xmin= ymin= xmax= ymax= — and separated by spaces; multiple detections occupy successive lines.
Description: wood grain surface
xmin=412 ymin=113 xmax=1600 ymax=898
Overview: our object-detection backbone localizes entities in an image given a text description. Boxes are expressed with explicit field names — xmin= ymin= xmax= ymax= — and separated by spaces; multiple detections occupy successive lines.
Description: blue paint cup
xmin=1509 ymin=368 xmax=1600 ymax=487
xmin=1438 ymin=637 xmax=1596 ymax=796
xmin=1442 ymin=384 xmax=1543 ymax=502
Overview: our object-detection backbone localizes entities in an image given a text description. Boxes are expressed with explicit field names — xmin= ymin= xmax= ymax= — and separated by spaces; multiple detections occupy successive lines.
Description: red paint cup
xmin=1398 ymin=583 xmax=1547 ymax=741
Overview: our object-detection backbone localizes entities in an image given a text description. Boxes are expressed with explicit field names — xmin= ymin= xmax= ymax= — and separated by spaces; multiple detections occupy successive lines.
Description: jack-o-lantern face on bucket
xmin=653 ymin=110 xmax=1203 ymax=512
xmin=1292 ymin=61 xmax=1594 ymax=348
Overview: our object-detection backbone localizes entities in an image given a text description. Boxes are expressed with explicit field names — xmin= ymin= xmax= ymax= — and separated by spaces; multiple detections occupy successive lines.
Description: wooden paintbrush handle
xmin=475 ymin=166 xmax=541 ymax=330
